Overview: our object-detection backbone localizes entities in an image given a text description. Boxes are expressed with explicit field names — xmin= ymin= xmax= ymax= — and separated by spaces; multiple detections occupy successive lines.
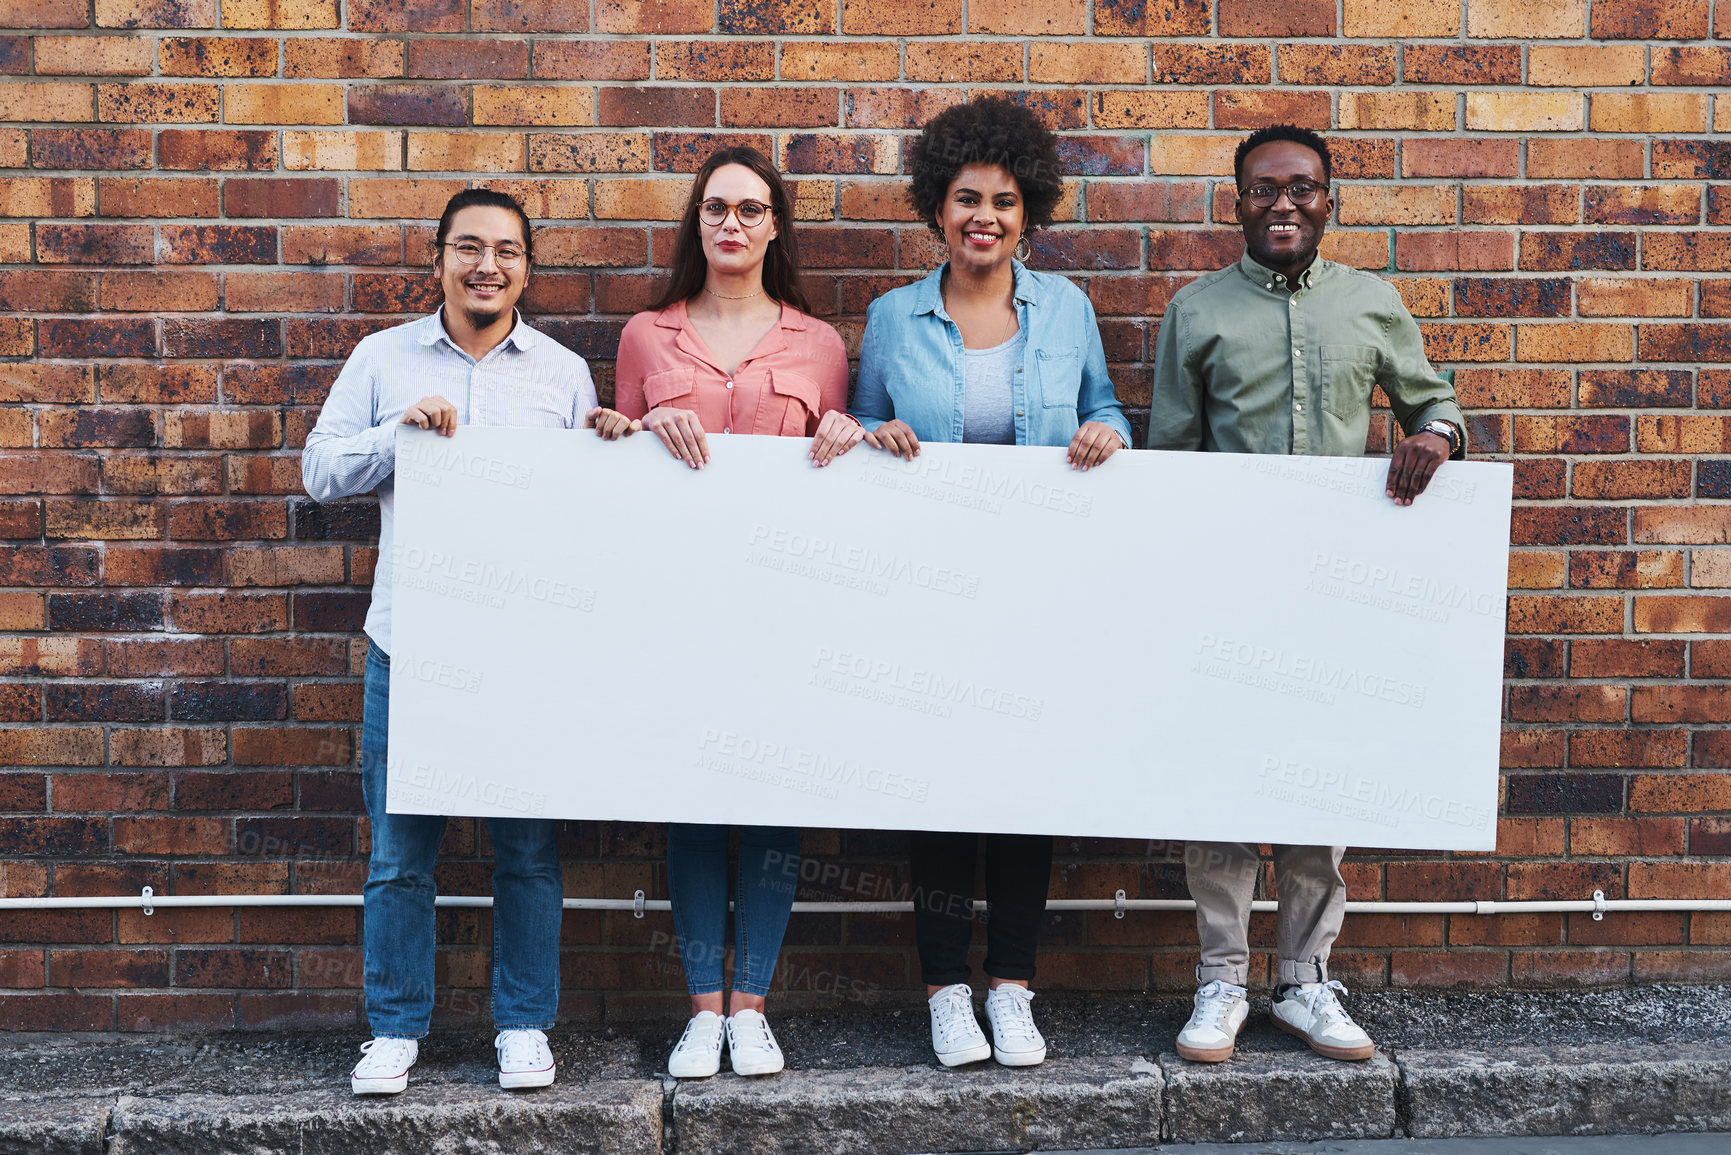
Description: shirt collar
xmin=653 ymin=298 xmax=807 ymax=333
xmin=913 ymin=259 xmax=1040 ymax=317
xmin=415 ymin=307 xmax=539 ymax=353
xmin=1238 ymin=253 xmax=1326 ymax=292
xmin=655 ymin=298 xmax=801 ymax=370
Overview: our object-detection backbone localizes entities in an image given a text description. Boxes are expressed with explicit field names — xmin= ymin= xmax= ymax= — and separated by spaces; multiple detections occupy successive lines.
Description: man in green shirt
xmin=1148 ymin=125 xmax=1466 ymax=1064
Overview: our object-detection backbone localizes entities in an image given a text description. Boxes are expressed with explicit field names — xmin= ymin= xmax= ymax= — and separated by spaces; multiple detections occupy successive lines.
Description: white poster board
xmin=388 ymin=428 xmax=1511 ymax=851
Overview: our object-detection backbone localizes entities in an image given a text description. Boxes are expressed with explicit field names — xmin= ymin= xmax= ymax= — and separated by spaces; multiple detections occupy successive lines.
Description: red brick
xmin=1528 ymin=139 xmax=1645 ymax=180
xmin=1403 ymin=140 xmax=1518 ymax=179
xmin=1590 ymin=0 xmax=1710 ymax=38
xmin=1571 ymin=729 xmax=1690 ymax=768
xmin=1092 ymin=0 xmax=1209 ymax=36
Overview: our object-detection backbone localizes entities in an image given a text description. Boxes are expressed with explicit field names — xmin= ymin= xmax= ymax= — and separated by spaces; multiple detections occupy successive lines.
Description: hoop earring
xmin=1014 ymin=235 xmax=1031 ymax=262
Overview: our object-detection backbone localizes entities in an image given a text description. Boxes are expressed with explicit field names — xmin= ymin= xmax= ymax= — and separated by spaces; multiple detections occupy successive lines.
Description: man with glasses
xmin=1147 ymin=125 xmax=1465 ymax=1065
xmin=303 ymin=189 xmax=613 ymax=1095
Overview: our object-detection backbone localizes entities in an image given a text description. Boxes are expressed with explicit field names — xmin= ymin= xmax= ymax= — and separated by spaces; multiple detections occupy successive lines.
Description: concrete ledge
xmin=1399 ymin=1045 xmax=1731 ymax=1139
xmin=1160 ymin=1051 xmax=1398 ymax=1144
xmin=105 ymin=1080 xmax=663 ymax=1155
xmin=0 ymin=1098 xmax=110 ymax=1155
xmin=672 ymin=1057 xmax=1162 ymax=1155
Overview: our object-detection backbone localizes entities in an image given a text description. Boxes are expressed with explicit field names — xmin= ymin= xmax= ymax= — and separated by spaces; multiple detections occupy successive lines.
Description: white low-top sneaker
xmin=351 ymin=1036 xmax=418 ymax=1095
xmin=668 ymin=1010 xmax=725 ymax=1078
xmin=1176 ymin=980 xmax=1250 ymax=1063
xmin=725 ymin=1009 xmax=786 ymax=1076
xmin=496 ymin=1028 xmax=556 ymax=1089
xmin=928 ymin=983 xmax=991 ymax=1067
xmin=1271 ymin=980 xmax=1375 ymax=1061
xmin=984 ymin=984 xmax=1047 ymax=1067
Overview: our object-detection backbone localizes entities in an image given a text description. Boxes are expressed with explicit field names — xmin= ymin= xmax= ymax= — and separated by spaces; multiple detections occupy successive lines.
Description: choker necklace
xmin=705 ymin=286 xmax=763 ymax=300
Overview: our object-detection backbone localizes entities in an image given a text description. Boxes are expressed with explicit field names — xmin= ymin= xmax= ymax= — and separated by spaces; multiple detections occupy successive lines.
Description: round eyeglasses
xmin=1239 ymin=181 xmax=1327 ymax=209
xmin=699 ymin=199 xmax=772 ymax=228
xmin=442 ymin=241 xmax=525 ymax=268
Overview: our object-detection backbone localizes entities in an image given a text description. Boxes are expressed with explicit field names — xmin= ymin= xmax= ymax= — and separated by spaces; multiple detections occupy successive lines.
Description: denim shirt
xmin=852 ymin=261 xmax=1131 ymax=449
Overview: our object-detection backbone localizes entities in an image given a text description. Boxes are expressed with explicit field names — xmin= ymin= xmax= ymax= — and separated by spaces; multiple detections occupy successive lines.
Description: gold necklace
xmin=705 ymin=286 xmax=763 ymax=300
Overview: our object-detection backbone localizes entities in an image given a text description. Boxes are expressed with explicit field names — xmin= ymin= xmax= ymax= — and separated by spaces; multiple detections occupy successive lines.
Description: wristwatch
xmin=1420 ymin=420 xmax=1460 ymax=455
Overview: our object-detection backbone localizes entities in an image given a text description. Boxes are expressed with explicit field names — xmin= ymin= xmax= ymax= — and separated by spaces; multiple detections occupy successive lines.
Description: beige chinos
xmin=1186 ymin=842 xmax=1347 ymax=987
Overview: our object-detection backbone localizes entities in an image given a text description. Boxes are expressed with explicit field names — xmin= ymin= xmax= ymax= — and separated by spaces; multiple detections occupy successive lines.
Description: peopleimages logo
xmin=1256 ymin=756 xmax=1492 ymax=832
xmin=1193 ymin=632 xmax=1427 ymax=709
xmin=1306 ymin=550 xmax=1501 ymax=623
xmin=398 ymin=764 xmax=547 ymax=816
xmin=747 ymin=524 xmax=981 ymax=599
xmin=696 ymin=728 xmax=931 ymax=804
xmin=398 ymin=437 xmax=534 ymax=490
xmin=390 ymin=544 xmax=597 ymax=612
xmin=860 ymin=453 xmax=1094 ymax=518
xmin=810 ymin=647 xmax=1045 ymax=721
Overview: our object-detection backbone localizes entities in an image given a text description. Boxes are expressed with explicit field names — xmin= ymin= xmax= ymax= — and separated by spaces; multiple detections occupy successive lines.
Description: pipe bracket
xmin=141 ymin=886 xmax=154 ymax=917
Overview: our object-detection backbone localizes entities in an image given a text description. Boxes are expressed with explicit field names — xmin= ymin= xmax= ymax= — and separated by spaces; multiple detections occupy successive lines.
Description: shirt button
xmin=724 ymin=427 xmax=731 ymax=434
xmin=1016 ymin=410 xmax=1025 ymax=417
xmin=725 ymin=380 xmax=734 ymax=389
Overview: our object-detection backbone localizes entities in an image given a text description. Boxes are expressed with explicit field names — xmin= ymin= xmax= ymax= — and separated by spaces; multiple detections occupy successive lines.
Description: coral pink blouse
xmin=614 ymin=300 xmax=850 ymax=437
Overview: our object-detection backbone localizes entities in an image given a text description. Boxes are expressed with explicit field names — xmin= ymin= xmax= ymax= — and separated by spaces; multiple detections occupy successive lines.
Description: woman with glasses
xmin=808 ymin=96 xmax=1131 ymax=1070
xmin=606 ymin=146 xmax=849 ymax=1079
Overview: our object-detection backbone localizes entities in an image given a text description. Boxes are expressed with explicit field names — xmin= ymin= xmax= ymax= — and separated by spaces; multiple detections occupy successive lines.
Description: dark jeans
xmin=909 ymin=831 xmax=1053 ymax=987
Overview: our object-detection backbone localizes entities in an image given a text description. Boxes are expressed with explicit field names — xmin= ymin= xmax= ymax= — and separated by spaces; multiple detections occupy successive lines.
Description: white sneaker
xmin=496 ymin=1028 xmax=556 ymax=1089
xmin=984 ymin=984 xmax=1046 ymax=1066
xmin=725 ymin=1009 xmax=786 ymax=1076
xmin=1271 ymin=980 xmax=1375 ymax=1061
xmin=928 ymin=983 xmax=991 ymax=1067
xmin=668 ymin=1010 xmax=725 ymax=1078
xmin=1175 ymin=980 xmax=1249 ymax=1063
xmin=351 ymin=1036 xmax=417 ymax=1095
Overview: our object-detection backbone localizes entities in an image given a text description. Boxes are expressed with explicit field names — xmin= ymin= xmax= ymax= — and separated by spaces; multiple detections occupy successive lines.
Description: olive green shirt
xmin=1146 ymin=255 xmax=1465 ymax=459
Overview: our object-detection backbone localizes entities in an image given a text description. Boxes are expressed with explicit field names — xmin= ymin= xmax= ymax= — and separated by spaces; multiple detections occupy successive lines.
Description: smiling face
xmin=1237 ymin=139 xmax=1333 ymax=279
xmin=698 ymin=162 xmax=778 ymax=279
xmin=436 ymin=204 xmax=529 ymax=328
xmin=938 ymin=163 xmax=1026 ymax=278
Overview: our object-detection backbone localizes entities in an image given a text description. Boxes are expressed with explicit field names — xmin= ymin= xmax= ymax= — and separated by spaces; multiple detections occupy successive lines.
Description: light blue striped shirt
xmin=300 ymin=309 xmax=597 ymax=653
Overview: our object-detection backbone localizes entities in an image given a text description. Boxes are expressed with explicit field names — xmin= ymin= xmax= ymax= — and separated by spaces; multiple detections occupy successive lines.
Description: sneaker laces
xmin=931 ymin=985 xmax=979 ymax=1048
xmin=988 ymin=987 xmax=1040 ymax=1046
xmin=356 ymin=1037 xmax=414 ymax=1073
xmin=497 ymin=1028 xmax=548 ymax=1069
xmin=1192 ymin=980 xmax=1247 ymax=1029
xmin=1297 ymin=980 xmax=1353 ymax=1028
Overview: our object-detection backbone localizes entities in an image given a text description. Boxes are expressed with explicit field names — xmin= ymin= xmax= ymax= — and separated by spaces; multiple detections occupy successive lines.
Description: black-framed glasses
xmin=699 ymin=198 xmax=772 ymax=227
xmin=1239 ymin=180 xmax=1327 ymax=209
xmin=443 ymin=241 xmax=525 ymax=268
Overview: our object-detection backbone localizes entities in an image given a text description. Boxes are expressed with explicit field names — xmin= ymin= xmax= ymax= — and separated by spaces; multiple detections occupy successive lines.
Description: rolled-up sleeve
xmin=1147 ymin=300 xmax=1205 ymax=452
xmin=1381 ymin=294 xmax=1468 ymax=459
xmin=1076 ymin=294 xmax=1131 ymax=447
xmin=300 ymin=342 xmax=396 ymax=503
xmin=850 ymin=299 xmax=893 ymax=434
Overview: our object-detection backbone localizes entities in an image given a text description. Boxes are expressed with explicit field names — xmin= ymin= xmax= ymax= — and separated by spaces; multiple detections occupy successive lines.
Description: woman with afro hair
xmin=809 ymin=96 xmax=1131 ymax=1070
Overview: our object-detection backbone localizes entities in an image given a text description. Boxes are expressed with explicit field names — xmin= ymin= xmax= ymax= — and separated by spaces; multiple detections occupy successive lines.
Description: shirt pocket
xmin=766 ymin=368 xmax=821 ymax=437
xmin=1034 ymin=346 xmax=1080 ymax=409
xmin=642 ymin=365 xmax=698 ymax=410
xmin=1320 ymin=344 xmax=1381 ymax=422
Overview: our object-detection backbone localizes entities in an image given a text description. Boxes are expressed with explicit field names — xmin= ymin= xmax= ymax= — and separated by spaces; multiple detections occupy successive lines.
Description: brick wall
xmin=1 ymin=1 xmax=1729 ymax=1031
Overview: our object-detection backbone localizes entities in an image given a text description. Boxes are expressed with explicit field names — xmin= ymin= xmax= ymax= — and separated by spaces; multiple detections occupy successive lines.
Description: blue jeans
xmin=666 ymin=823 xmax=799 ymax=997
xmin=361 ymin=641 xmax=563 ymax=1037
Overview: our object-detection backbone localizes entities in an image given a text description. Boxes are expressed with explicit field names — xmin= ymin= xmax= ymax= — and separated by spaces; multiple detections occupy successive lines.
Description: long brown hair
xmin=650 ymin=146 xmax=811 ymax=315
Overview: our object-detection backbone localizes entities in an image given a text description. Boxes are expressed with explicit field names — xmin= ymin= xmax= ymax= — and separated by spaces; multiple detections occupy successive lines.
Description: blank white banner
xmin=387 ymin=427 xmax=1511 ymax=851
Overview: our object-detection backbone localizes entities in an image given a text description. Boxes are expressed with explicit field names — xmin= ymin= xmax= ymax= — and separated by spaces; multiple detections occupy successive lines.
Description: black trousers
xmin=909 ymin=831 xmax=1053 ymax=987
